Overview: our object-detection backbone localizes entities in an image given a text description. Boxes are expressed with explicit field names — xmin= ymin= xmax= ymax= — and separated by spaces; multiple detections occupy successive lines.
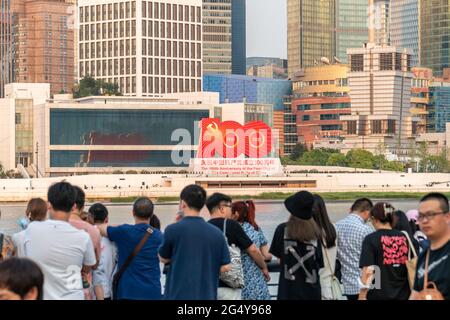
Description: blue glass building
xmin=203 ymin=74 xmax=292 ymax=111
xmin=431 ymin=85 xmax=450 ymax=133
xmin=231 ymin=0 xmax=246 ymax=75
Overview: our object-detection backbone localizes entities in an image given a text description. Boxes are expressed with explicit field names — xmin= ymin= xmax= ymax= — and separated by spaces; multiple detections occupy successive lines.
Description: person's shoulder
xmin=275 ymin=222 xmax=287 ymax=231
xmin=362 ymin=230 xmax=378 ymax=243
xmin=12 ymin=230 xmax=25 ymax=243
xmin=204 ymin=221 xmax=226 ymax=238
xmin=227 ymin=219 xmax=243 ymax=230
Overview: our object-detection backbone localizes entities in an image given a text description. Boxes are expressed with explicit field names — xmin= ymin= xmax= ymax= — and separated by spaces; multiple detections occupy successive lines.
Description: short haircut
xmin=73 ymin=186 xmax=85 ymax=210
xmin=88 ymin=203 xmax=109 ymax=223
xmin=420 ymin=192 xmax=449 ymax=213
xmin=0 ymin=258 xmax=44 ymax=300
xmin=351 ymin=198 xmax=374 ymax=213
xmin=206 ymin=193 xmax=232 ymax=213
xmin=180 ymin=184 xmax=207 ymax=212
xmin=47 ymin=182 xmax=76 ymax=213
xmin=133 ymin=197 xmax=154 ymax=219
xmin=25 ymin=198 xmax=47 ymax=222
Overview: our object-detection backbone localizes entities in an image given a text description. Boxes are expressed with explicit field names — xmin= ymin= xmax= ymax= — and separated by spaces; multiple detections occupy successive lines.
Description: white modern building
xmin=0 ymin=83 xmax=50 ymax=175
xmin=77 ymin=0 xmax=203 ymax=96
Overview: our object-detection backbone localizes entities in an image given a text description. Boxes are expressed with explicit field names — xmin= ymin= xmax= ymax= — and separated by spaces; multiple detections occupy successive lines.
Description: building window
xmin=347 ymin=121 xmax=357 ymax=135
xmin=15 ymin=113 xmax=21 ymax=125
xmin=302 ymin=115 xmax=310 ymax=121
xmin=380 ymin=53 xmax=393 ymax=71
xmin=371 ymin=120 xmax=382 ymax=134
xmin=395 ymin=53 xmax=402 ymax=71
xmin=350 ymin=54 xmax=364 ymax=72
xmin=297 ymin=104 xmax=311 ymax=111
xmin=320 ymin=114 xmax=340 ymax=120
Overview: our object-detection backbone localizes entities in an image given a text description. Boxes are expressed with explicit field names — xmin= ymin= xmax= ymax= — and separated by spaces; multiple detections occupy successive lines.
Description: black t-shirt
xmin=208 ymin=218 xmax=253 ymax=288
xmin=269 ymin=223 xmax=324 ymax=300
xmin=208 ymin=218 xmax=253 ymax=250
xmin=413 ymin=240 xmax=450 ymax=300
xmin=359 ymin=229 xmax=411 ymax=300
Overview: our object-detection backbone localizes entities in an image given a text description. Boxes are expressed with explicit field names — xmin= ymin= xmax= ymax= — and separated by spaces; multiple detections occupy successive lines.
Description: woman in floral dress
xmin=232 ymin=201 xmax=272 ymax=300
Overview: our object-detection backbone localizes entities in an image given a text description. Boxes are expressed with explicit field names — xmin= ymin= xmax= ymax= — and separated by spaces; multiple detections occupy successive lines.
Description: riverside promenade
xmin=1 ymin=169 xmax=450 ymax=202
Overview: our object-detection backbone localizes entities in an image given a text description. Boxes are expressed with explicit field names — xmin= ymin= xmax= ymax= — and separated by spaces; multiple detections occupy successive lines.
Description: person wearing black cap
xmin=269 ymin=191 xmax=324 ymax=300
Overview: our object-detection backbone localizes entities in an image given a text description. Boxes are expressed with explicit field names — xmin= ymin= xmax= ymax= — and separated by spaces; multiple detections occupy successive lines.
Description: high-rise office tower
xmin=420 ymin=0 xmax=450 ymax=75
xmin=390 ymin=0 xmax=419 ymax=67
xmin=78 ymin=0 xmax=203 ymax=96
xmin=231 ymin=0 xmax=245 ymax=74
xmin=335 ymin=0 xmax=368 ymax=63
xmin=373 ymin=0 xmax=390 ymax=45
xmin=0 ymin=0 xmax=74 ymax=97
xmin=202 ymin=0 xmax=246 ymax=75
xmin=287 ymin=0 xmax=335 ymax=77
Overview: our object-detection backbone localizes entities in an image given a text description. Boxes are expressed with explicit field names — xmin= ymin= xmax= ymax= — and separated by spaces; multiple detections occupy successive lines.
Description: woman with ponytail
xmin=358 ymin=202 xmax=411 ymax=300
xmin=232 ymin=200 xmax=271 ymax=300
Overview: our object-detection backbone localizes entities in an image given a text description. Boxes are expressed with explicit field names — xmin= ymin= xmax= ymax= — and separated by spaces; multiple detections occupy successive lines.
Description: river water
xmin=0 ymin=199 xmax=420 ymax=240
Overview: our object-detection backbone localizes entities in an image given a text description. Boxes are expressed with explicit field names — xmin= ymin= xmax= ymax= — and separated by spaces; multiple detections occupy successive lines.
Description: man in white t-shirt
xmin=24 ymin=182 xmax=96 ymax=300
xmin=87 ymin=203 xmax=118 ymax=300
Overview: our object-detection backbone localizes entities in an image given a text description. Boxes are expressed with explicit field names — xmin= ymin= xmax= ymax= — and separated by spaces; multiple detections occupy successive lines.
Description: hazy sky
xmin=246 ymin=0 xmax=287 ymax=59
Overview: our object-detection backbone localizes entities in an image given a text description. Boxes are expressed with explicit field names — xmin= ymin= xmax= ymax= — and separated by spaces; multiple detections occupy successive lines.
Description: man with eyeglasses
xmin=207 ymin=193 xmax=270 ymax=300
xmin=410 ymin=193 xmax=450 ymax=300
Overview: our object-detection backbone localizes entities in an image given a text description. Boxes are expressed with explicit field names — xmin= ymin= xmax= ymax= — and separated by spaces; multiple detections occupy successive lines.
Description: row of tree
xmin=283 ymin=145 xmax=405 ymax=172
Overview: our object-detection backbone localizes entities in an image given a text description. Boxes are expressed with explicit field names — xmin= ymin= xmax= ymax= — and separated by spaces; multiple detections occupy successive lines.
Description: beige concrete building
xmin=77 ymin=0 xmax=202 ymax=96
xmin=0 ymin=83 xmax=50 ymax=175
xmin=341 ymin=44 xmax=419 ymax=158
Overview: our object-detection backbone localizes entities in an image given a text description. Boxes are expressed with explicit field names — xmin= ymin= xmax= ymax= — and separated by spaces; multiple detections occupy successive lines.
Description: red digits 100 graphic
xmin=198 ymin=118 xmax=272 ymax=158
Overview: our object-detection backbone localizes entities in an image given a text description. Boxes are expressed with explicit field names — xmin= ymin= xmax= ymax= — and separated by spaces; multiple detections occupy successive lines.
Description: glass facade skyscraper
xmin=231 ymin=0 xmax=246 ymax=74
xmin=335 ymin=0 xmax=368 ymax=63
xmin=287 ymin=0 xmax=335 ymax=76
xmin=390 ymin=0 xmax=419 ymax=67
xmin=420 ymin=0 xmax=450 ymax=75
xmin=431 ymin=84 xmax=450 ymax=133
xmin=202 ymin=0 xmax=246 ymax=75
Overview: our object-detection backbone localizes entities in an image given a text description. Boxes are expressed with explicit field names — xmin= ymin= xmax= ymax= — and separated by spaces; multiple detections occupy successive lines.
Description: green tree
xmin=345 ymin=149 xmax=374 ymax=169
xmin=326 ymin=153 xmax=348 ymax=167
xmin=417 ymin=141 xmax=429 ymax=173
xmin=289 ymin=143 xmax=307 ymax=161
xmin=73 ymin=76 xmax=121 ymax=98
xmin=299 ymin=149 xmax=332 ymax=166
xmin=0 ymin=162 xmax=6 ymax=179
xmin=382 ymin=161 xmax=405 ymax=172
xmin=426 ymin=150 xmax=450 ymax=173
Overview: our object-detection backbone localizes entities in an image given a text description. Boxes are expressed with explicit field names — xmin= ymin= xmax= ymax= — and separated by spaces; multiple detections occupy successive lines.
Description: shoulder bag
xmin=416 ymin=249 xmax=445 ymax=300
xmin=322 ymin=243 xmax=346 ymax=300
xmin=112 ymin=227 xmax=153 ymax=300
xmin=401 ymin=231 xmax=418 ymax=289
xmin=219 ymin=219 xmax=245 ymax=289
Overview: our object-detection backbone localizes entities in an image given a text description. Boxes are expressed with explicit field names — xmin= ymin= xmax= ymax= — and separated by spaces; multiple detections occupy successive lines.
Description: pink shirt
xmin=69 ymin=219 xmax=102 ymax=262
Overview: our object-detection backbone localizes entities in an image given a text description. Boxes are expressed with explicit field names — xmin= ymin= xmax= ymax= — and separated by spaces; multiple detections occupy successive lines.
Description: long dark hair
xmin=312 ymin=194 xmax=337 ymax=248
xmin=393 ymin=210 xmax=414 ymax=237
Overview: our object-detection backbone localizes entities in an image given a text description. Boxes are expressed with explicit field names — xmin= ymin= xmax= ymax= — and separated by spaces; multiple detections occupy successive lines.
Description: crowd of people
xmin=0 ymin=181 xmax=449 ymax=300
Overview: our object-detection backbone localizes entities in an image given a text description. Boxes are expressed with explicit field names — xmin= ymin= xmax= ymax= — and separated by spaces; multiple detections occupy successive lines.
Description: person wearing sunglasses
xmin=410 ymin=193 xmax=450 ymax=300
